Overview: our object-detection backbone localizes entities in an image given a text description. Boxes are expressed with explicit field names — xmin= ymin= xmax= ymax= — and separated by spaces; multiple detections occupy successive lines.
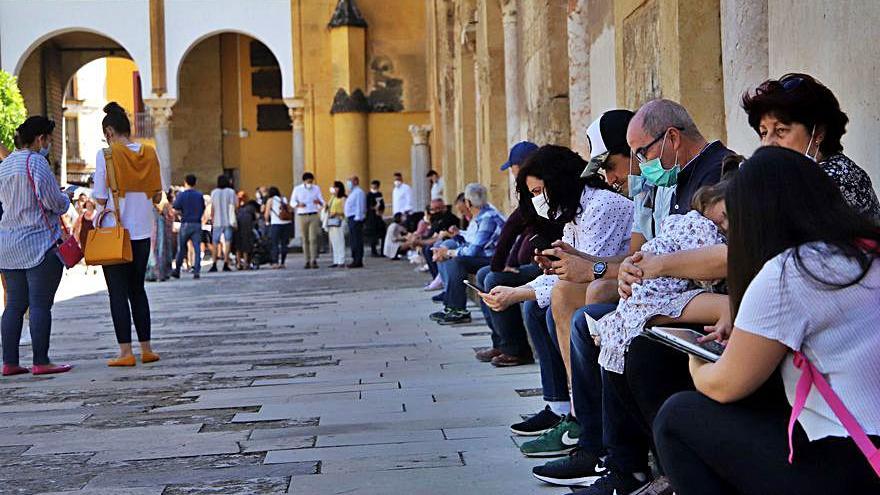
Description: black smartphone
xmin=528 ymin=234 xmax=560 ymax=261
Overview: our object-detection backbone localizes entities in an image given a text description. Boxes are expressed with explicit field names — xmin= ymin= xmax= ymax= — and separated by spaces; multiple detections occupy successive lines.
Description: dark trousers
xmin=175 ymin=222 xmax=201 ymax=274
xmin=476 ymin=264 xmax=540 ymax=357
xmin=439 ymin=255 xmax=491 ymax=310
xmin=655 ymin=391 xmax=880 ymax=494
xmin=102 ymin=239 xmax=152 ymax=345
xmin=269 ymin=224 xmax=292 ymax=265
xmin=523 ymin=300 xmax=569 ymax=402
xmin=1 ymin=249 xmax=63 ymax=365
xmin=347 ymin=217 xmax=364 ymax=264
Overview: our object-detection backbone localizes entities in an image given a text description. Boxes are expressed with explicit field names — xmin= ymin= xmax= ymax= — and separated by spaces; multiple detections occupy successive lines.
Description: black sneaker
xmin=223 ymin=263 xmax=231 ymax=272
xmin=208 ymin=264 xmax=218 ymax=273
xmin=431 ymin=292 xmax=446 ymax=304
xmin=429 ymin=308 xmax=450 ymax=321
xmin=170 ymin=270 xmax=180 ymax=279
xmin=193 ymin=273 xmax=201 ymax=280
xmin=571 ymin=469 xmax=649 ymax=495
xmin=510 ymin=405 xmax=562 ymax=436
xmin=532 ymin=448 xmax=605 ymax=487
xmin=437 ymin=309 xmax=471 ymax=325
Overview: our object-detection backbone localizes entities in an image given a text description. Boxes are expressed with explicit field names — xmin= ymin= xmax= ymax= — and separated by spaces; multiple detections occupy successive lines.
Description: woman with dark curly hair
xmin=741 ymin=73 xmax=880 ymax=222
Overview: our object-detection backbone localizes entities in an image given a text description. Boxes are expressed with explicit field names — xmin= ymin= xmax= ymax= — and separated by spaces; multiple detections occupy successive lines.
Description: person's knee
xmin=653 ymin=391 xmax=704 ymax=448
xmin=551 ymin=280 xmax=587 ymax=311
xmin=585 ymin=279 xmax=619 ymax=306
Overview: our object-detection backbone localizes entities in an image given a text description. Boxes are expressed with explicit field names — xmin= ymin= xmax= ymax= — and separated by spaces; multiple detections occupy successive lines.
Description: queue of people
xmin=420 ymin=73 xmax=880 ymax=494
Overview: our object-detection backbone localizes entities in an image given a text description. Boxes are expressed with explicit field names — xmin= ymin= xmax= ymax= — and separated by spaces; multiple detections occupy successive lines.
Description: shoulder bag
xmin=84 ymin=148 xmax=133 ymax=265
xmin=25 ymin=153 xmax=83 ymax=268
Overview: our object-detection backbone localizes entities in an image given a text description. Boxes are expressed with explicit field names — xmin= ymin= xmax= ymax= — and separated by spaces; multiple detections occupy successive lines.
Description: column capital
xmin=408 ymin=124 xmax=433 ymax=145
xmin=501 ymin=0 xmax=517 ymax=20
xmin=144 ymin=97 xmax=176 ymax=128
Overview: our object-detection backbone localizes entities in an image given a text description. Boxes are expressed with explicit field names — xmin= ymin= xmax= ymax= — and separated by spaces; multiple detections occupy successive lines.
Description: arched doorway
xmin=173 ymin=33 xmax=292 ymax=195
xmin=14 ymin=31 xmax=145 ymax=186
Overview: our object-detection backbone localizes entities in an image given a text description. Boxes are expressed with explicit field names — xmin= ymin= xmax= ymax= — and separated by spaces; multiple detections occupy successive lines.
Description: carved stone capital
xmin=408 ymin=124 xmax=432 ymax=145
xmin=143 ymin=97 xmax=177 ymax=128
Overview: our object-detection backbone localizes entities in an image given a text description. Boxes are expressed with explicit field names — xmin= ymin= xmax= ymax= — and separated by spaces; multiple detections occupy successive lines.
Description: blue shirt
xmin=459 ymin=205 xmax=505 ymax=258
xmin=0 ymin=150 xmax=71 ymax=269
xmin=345 ymin=186 xmax=366 ymax=221
xmin=173 ymin=189 xmax=205 ymax=224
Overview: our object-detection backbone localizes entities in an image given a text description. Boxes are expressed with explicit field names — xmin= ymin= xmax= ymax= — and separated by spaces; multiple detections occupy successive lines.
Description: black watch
xmin=592 ymin=261 xmax=608 ymax=280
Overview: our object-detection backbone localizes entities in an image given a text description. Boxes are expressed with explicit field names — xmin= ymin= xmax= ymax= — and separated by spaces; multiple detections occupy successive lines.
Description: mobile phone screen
xmin=462 ymin=279 xmax=484 ymax=293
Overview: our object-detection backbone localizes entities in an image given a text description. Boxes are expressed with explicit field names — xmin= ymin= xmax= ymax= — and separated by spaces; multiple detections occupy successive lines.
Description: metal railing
xmin=134 ymin=112 xmax=154 ymax=139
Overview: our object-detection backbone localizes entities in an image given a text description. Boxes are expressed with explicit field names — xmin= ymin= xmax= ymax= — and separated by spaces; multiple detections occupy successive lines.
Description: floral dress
xmin=597 ymin=210 xmax=726 ymax=374
xmin=819 ymin=153 xmax=880 ymax=223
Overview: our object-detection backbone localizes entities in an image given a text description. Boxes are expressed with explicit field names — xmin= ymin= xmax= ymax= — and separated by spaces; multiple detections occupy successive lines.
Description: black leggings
xmin=655 ymin=390 xmax=880 ymax=494
xmin=102 ymin=238 xmax=151 ymax=344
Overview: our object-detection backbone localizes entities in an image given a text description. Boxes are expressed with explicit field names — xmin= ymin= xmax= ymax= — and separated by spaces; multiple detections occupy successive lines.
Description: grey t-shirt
xmin=210 ymin=187 xmax=237 ymax=227
xmin=735 ymin=243 xmax=880 ymax=441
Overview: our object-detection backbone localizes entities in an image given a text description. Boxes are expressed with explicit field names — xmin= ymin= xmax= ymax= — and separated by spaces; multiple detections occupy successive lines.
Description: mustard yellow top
xmin=328 ymin=196 xmax=346 ymax=217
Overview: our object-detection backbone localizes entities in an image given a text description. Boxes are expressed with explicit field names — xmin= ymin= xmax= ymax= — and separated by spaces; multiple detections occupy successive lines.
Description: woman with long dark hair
xmin=654 ymin=146 xmax=880 ymax=494
xmin=96 ymin=102 xmax=163 ymax=367
xmin=0 ymin=117 xmax=72 ymax=376
xmin=264 ymin=186 xmax=292 ymax=269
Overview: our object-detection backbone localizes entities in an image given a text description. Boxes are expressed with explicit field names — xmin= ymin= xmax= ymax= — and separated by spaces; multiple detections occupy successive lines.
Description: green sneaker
xmin=519 ymin=414 xmax=581 ymax=457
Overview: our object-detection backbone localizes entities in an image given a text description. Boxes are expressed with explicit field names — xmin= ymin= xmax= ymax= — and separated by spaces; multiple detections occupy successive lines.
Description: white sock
xmin=547 ymin=401 xmax=570 ymax=416
xmin=633 ymin=472 xmax=648 ymax=482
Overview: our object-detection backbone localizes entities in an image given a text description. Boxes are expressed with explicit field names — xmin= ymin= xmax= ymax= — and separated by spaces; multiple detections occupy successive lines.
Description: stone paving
xmin=0 ymin=254 xmax=571 ymax=494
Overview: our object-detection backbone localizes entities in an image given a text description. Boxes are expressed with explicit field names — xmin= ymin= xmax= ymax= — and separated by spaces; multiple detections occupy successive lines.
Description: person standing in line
xmin=291 ymin=172 xmax=324 ymax=269
xmin=365 ymin=179 xmax=386 ymax=257
xmin=171 ymin=175 xmax=205 ymax=280
xmin=234 ymin=191 xmax=259 ymax=270
xmin=427 ymin=170 xmax=444 ymax=201
xmin=391 ymin=172 xmax=413 ymax=216
xmin=345 ymin=176 xmax=367 ymax=268
xmin=94 ymin=103 xmax=164 ymax=367
xmin=209 ymin=175 xmax=237 ymax=272
xmin=326 ymin=181 xmax=348 ymax=267
xmin=0 ymin=116 xmax=72 ymax=376
xmin=264 ymin=186 xmax=293 ymax=269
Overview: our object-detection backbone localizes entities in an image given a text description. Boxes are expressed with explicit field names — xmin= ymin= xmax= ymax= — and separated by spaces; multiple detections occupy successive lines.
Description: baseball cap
xmin=581 ymin=109 xmax=634 ymax=177
xmin=501 ymin=141 xmax=538 ymax=171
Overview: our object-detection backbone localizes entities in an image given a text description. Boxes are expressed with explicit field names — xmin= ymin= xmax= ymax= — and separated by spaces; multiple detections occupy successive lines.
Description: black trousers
xmin=102 ymin=238 xmax=152 ymax=344
xmin=655 ymin=390 xmax=880 ymax=494
xmin=347 ymin=217 xmax=364 ymax=264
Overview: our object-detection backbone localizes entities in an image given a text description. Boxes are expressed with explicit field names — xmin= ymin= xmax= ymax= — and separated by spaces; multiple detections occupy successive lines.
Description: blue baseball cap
xmin=500 ymin=141 xmax=538 ymax=171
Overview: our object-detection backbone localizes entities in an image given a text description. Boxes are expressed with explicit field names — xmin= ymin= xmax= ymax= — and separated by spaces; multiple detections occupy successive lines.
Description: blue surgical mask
xmin=627 ymin=175 xmax=647 ymax=198
xmin=638 ymin=132 xmax=679 ymax=187
xmin=346 ymin=180 xmax=354 ymax=190
xmin=39 ymin=142 xmax=51 ymax=157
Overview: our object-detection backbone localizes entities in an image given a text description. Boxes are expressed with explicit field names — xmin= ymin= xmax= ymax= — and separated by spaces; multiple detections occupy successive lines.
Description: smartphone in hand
xmin=528 ymin=234 xmax=560 ymax=261
xmin=462 ymin=279 xmax=484 ymax=293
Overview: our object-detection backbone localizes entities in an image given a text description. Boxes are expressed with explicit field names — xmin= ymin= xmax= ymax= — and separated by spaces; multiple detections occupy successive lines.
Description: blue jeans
xmin=573 ymin=303 xmax=650 ymax=474
xmin=523 ymin=300 xmax=568 ymax=402
xmin=477 ymin=264 xmax=541 ymax=357
xmin=423 ymin=244 xmax=438 ymax=278
xmin=1 ymin=249 xmax=63 ymax=366
xmin=270 ymin=224 xmax=292 ymax=265
xmin=438 ymin=255 xmax=491 ymax=310
xmin=175 ymin=222 xmax=202 ymax=274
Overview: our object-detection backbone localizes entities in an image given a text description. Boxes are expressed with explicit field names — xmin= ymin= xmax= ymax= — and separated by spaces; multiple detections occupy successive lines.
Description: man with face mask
xmin=344 ymin=176 xmax=367 ymax=268
xmin=391 ymin=172 xmax=413 ymax=216
xmin=291 ymin=172 xmax=325 ymax=269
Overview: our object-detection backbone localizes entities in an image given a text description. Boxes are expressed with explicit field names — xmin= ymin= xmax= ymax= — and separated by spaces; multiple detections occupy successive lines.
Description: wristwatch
xmin=592 ymin=261 xmax=608 ymax=280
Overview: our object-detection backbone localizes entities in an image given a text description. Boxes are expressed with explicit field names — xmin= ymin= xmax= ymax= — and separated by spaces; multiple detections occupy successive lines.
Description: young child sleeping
xmin=596 ymin=179 xmax=732 ymax=374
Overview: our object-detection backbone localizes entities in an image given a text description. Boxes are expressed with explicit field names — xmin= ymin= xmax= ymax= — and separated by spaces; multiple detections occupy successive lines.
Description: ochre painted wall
xmin=367 ymin=111 xmax=430 ymax=187
xmin=105 ymin=57 xmax=137 ymax=114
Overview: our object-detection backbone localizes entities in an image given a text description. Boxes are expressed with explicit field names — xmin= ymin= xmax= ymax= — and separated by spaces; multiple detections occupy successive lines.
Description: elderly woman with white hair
xmin=429 ymin=183 xmax=506 ymax=325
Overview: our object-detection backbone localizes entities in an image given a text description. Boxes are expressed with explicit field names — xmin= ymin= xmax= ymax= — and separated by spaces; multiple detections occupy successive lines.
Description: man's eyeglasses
xmin=633 ymin=127 xmax=684 ymax=163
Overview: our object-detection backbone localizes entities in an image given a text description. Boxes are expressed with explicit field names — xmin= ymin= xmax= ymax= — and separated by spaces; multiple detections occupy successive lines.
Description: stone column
xmin=144 ymin=98 xmax=176 ymax=189
xmin=721 ymin=0 xmax=768 ymax=155
xmin=284 ymin=98 xmax=306 ymax=183
xmin=409 ymin=124 xmax=432 ymax=208
xmin=568 ymin=0 xmax=591 ymax=158
xmin=501 ymin=0 xmax=521 ymax=147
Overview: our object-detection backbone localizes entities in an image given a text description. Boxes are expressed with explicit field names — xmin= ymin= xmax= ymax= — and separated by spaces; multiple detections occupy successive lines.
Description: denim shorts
xmin=212 ymin=226 xmax=234 ymax=244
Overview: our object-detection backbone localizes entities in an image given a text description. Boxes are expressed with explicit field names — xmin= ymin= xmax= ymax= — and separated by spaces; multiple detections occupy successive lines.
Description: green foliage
xmin=0 ymin=70 xmax=28 ymax=150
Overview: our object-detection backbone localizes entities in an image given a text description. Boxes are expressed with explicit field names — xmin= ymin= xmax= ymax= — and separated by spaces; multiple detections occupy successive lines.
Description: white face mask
xmin=304 ymin=183 xmax=313 ymax=190
xmin=329 ymin=187 xmax=336 ymax=195
xmin=394 ymin=180 xmax=402 ymax=187
xmin=804 ymin=125 xmax=818 ymax=162
xmin=531 ymin=193 xmax=551 ymax=219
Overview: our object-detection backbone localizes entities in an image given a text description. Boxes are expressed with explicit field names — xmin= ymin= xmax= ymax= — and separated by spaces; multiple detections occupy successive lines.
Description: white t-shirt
xmin=210 ymin=187 xmax=237 ymax=227
xmin=93 ymin=143 xmax=157 ymax=241
xmin=735 ymin=243 xmax=880 ymax=441
xmin=268 ymin=196 xmax=292 ymax=225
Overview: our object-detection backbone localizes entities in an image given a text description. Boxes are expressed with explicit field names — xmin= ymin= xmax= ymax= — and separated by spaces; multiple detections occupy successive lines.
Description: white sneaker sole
xmin=509 ymin=427 xmax=552 ymax=436
xmin=532 ymin=472 xmax=603 ymax=487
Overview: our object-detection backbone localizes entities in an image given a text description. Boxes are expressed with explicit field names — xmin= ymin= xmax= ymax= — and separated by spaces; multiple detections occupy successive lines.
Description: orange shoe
xmin=107 ymin=355 xmax=136 ymax=367
xmin=141 ymin=351 xmax=161 ymax=364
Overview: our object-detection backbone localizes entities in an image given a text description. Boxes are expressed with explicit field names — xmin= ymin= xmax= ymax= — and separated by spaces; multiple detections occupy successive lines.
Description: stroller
xmin=251 ymin=225 xmax=272 ymax=268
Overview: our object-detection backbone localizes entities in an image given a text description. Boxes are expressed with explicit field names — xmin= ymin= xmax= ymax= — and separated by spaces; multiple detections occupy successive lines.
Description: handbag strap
xmin=788 ymin=351 xmax=880 ymax=477
xmin=24 ymin=152 xmax=65 ymax=240
xmin=102 ymin=147 xmax=123 ymax=225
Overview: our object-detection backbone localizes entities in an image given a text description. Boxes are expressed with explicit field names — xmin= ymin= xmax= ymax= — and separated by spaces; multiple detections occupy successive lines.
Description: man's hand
xmin=503 ymin=266 xmax=520 ymax=274
xmin=313 ymin=199 xmax=323 ymax=206
xmin=632 ymin=251 xmax=662 ymax=280
xmin=546 ymin=241 xmax=595 ymax=283
xmin=618 ymin=252 xmax=644 ymax=299
xmin=296 ymin=202 xmax=306 ymax=209
xmin=432 ymin=246 xmax=450 ymax=262
xmin=447 ymin=226 xmax=460 ymax=237
xmin=480 ymin=286 xmax=520 ymax=312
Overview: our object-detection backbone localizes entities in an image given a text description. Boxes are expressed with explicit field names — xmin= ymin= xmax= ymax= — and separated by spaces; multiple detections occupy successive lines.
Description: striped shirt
xmin=0 ymin=150 xmax=70 ymax=270
xmin=736 ymin=243 xmax=880 ymax=441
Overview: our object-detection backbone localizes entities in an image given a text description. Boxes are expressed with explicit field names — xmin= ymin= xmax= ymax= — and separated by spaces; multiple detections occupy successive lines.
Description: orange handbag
xmin=84 ymin=149 xmax=133 ymax=266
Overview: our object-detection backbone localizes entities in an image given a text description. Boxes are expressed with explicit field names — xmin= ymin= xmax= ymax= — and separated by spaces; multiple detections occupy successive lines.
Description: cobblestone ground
xmin=0 ymin=254 xmax=571 ymax=495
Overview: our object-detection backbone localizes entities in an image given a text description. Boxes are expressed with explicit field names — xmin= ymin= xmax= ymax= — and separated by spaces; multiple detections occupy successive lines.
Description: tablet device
xmin=643 ymin=327 xmax=725 ymax=362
